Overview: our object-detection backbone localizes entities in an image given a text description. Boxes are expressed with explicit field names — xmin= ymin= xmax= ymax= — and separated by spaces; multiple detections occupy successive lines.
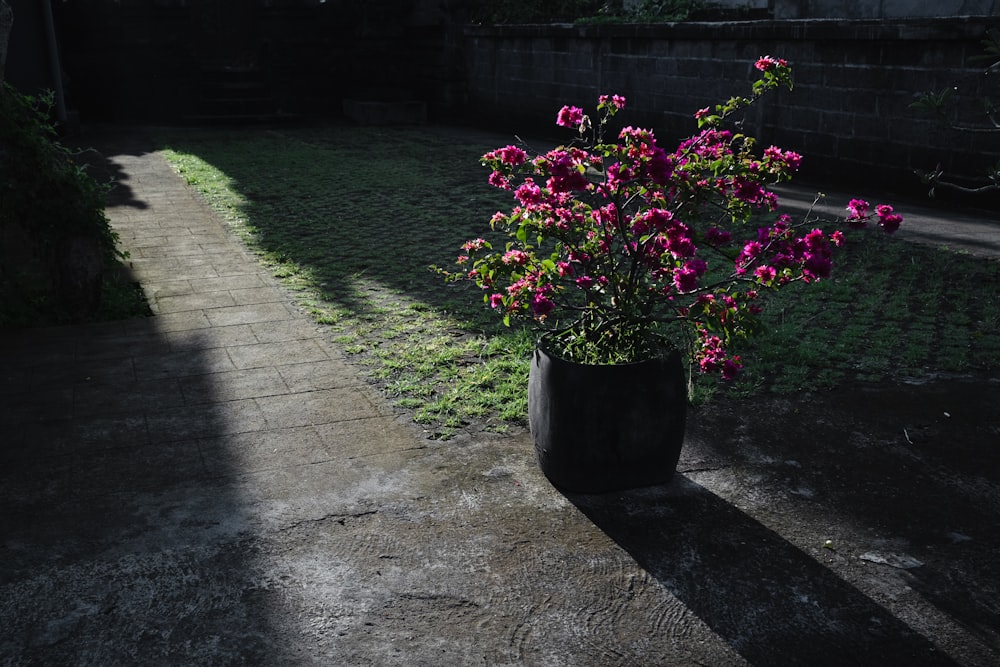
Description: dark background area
xmin=4 ymin=1 xmax=999 ymax=199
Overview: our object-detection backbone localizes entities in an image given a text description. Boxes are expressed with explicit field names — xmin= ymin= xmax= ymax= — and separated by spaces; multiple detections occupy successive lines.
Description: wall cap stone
xmin=464 ymin=17 xmax=995 ymax=41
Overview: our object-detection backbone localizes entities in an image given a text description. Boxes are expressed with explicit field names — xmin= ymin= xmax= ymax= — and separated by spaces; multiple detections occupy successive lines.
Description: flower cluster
xmin=447 ymin=58 xmax=901 ymax=374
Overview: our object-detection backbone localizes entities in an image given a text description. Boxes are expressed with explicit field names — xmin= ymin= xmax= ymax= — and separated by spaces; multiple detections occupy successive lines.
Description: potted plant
xmin=444 ymin=57 xmax=903 ymax=493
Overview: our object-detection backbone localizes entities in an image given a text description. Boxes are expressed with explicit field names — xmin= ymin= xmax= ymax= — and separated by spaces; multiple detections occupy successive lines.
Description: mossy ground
xmin=157 ymin=123 xmax=1000 ymax=435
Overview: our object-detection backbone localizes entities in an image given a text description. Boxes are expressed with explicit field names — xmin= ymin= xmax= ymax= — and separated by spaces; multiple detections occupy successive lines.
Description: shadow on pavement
xmin=571 ymin=477 xmax=958 ymax=665
xmin=0 ymin=318 xmax=293 ymax=662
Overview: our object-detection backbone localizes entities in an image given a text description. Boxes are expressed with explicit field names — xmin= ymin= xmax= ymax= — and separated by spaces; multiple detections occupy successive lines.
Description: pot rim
xmin=535 ymin=337 xmax=681 ymax=368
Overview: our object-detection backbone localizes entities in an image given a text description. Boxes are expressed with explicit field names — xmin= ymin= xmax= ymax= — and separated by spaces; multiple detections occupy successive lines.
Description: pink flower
xmin=489 ymin=293 xmax=504 ymax=309
xmin=631 ymin=208 xmax=673 ymax=235
xmin=665 ymin=221 xmax=696 ymax=258
xmin=599 ymin=94 xmax=627 ymax=110
xmin=542 ymin=149 xmax=591 ymax=193
xmin=575 ymin=275 xmax=594 ymax=289
xmin=556 ymin=105 xmax=585 ymax=128
xmin=721 ymin=357 xmax=742 ymax=381
xmin=876 ymin=204 xmax=903 ymax=234
xmin=484 ymin=144 xmax=528 ymax=166
xmin=705 ymin=227 xmax=732 ymax=246
xmin=515 ymin=179 xmax=543 ymax=207
xmin=755 ymin=55 xmax=789 ymax=72
xmin=644 ymin=146 xmax=675 ymax=185
xmin=673 ymin=259 xmax=706 ymax=293
xmin=764 ymin=146 xmax=802 ymax=172
xmin=736 ymin=240 xmax=763 ymax=273
xmin=846 ymin=198 xmax=869 ymax=221
xmin=754 ymin=265 xmax=777 ymax=284
xmin=488 ymin=170 xmax=510 ymax=190
xmin=606 ymin=162 xmax=633 ymax=191
xmin=502 ymin=250 xmax=530 ymax=265
xmin=531 ymin=292 xmax=555 ymax=317
xmin=462 ymin=238 xmax=488 ymax=252
xmin=694 ymin=107 xmax=711 ymax=120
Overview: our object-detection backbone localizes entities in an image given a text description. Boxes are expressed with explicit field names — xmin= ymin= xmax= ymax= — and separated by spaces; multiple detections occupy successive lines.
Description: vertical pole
xmin=41 ymin=0 xmax=66 ymax=122
xmin=0 ymin=0 xmax=12 ymax=94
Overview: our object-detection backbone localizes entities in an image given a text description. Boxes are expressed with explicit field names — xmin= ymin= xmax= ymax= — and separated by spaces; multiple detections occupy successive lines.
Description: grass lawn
xmin=157 ymin=123 xmax=1000 ymax=436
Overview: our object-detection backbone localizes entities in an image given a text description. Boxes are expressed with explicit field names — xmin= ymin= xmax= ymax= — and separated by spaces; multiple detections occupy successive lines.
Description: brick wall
xmin=462 ymin=18 xmax=1000 ymax=193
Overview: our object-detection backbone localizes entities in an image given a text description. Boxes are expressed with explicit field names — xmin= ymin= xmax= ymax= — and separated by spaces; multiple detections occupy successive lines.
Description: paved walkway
xmin=1 ymin=129 xmax=999 ymax=666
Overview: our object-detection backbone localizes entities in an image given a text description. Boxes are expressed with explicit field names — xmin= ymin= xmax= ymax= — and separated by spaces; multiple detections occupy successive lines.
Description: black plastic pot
xmin=528 ymin=342 xmax=687 ymax=494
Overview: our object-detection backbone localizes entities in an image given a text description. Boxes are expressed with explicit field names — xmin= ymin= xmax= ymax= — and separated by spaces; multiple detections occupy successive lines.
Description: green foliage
xmin=0 ymin=85 xmax=120 ymax=260
xmin=0 ymin=83 xmax=132 ymax=327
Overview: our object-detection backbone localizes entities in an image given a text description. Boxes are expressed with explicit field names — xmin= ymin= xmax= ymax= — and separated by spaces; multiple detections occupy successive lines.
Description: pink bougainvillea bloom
xmin=875 ymin=204 xmax=903 ymax=233
xmin=484 ymin=144 xmax=528 ymax=166
xmin=556 ymin=105 xmax=585 ymax=128
xmin=694 ymin=107 xmax=711 ymax=120
xmin=488 ymin=170 xmax=510 ymax=190
xmin=754 ymin=265 xmax=777 ymax=284
xmin=606 ymin=162 xmax=633 ymax=191
xmin=803 ymin=228 xmax=827 ymax=251
xmin=462 ymin=238 xmax=488 ymax=252
xmin=755 ymin=55 xmax=788 ymax=71
xmin=733 ymin=177 xmax=765 ymax=204
xmin=497 ymin=144 xmax=527 ymax=165
xmin=598 ymin=94 xmax=627 ymax=110
xmin=830 ymin=230 xmax=845 ymax=246
xmin=531 ymin=293 xmax=555 ymax=317
xmin=575 ymin=275 xmax=594 ymax=289
xmin=489 ymin=293 xmax=504 ymax=309
xmin=846 ymin=198 xmax=869 ymax=220
xmin=665 ymin=221 xmax=696 ymax=258
xmin=803 ymin=253 xmax=832 ymax=280
xmin=783 ymin=150 xmax=803 ymax=171
xmin=736 ymin=240 xmax=763 ymax=273
xmin=515 ymin=178 xmax=543 ymax=207
xmin=673 ymin=261 xmax=704 ymax=292
xmin=557 ymin=261 xmax=573 ymax=277
xmin=763 ymin=146 xmax=803 ymax=172
xmin=879 ymin=213 xmax=903 ymax=234
xmin=502 ymin=250 xmax=529 ymax=265
xmin=542 ymin=149 xmax=591 ymax=193
xmin=645 ymin=146 xmax=675 ymax=185
xmin=705 ymin=227 xmax=732 ymax=246
xmin=618 ymin=126 xmax=656 ymax=147
xmin=721 ymin=357 xmax=742 ymax=380
xmin=632 ymin=208 xmax=673 ymax=235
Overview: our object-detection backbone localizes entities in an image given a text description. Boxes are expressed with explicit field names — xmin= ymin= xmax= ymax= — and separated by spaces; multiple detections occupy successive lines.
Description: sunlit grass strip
xmin=158 ymin=126 xmax=1000 ymax=432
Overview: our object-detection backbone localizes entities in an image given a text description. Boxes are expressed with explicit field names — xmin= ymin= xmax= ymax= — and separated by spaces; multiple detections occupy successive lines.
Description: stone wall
xmin=462 ymin=17 xmax=1000 ymax=192
xmin=51 ymin=0 xmax=438 ymax=122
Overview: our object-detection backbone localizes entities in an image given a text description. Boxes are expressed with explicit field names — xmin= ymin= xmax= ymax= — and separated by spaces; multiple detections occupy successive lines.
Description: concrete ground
xmin=1 ymin=128 xmax=999 ymax=666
